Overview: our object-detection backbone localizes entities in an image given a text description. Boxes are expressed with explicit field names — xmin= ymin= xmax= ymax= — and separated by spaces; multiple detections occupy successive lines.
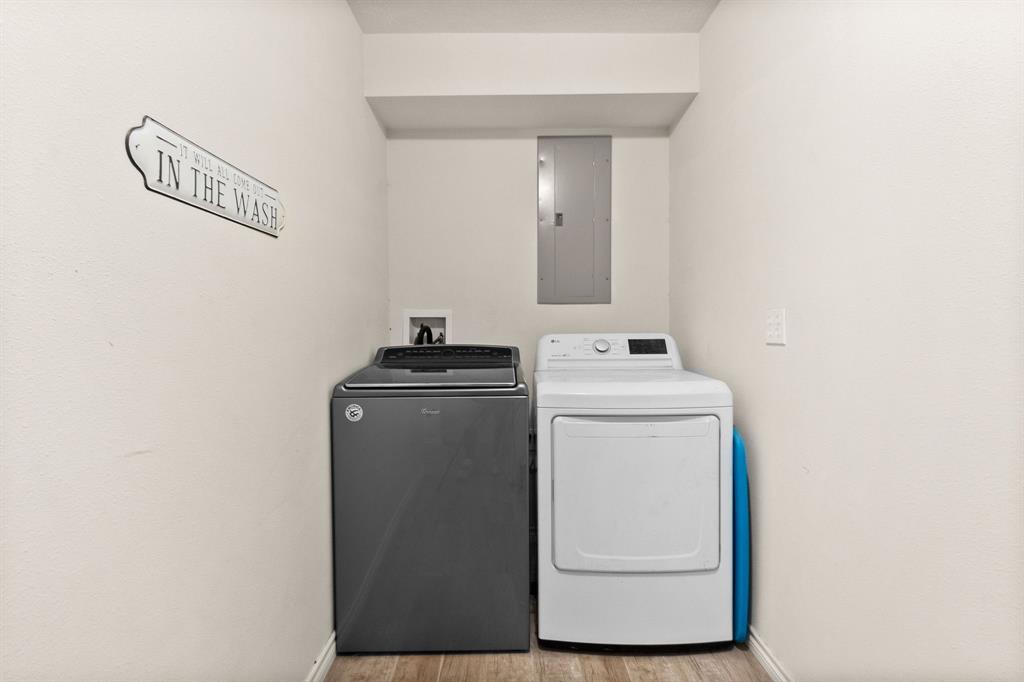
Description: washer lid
xmin=344 ymin=364 xmax=518 ymax=389
xmin=342 ymin=344 xmax=520 ymax=390
xmin=534 ymin=369 xmax=732 ymax=409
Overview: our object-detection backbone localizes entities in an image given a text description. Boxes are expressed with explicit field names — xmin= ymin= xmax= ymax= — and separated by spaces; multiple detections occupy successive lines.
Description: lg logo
xmin=344 ymin=404 xmax=363 ymax=422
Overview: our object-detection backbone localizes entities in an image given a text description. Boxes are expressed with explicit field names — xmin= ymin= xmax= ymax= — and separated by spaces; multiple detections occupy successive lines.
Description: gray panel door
xmin=537 ymin=136 xmax=611 ymax=304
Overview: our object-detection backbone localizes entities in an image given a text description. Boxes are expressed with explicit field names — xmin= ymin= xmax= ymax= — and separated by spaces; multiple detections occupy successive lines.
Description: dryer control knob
xmin=593 ymin=339 xmax=611 ymax=354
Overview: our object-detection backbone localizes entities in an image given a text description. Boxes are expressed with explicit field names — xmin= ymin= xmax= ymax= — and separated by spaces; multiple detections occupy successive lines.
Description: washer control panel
xmin=536 ymin=333 xmax=682 ymax=370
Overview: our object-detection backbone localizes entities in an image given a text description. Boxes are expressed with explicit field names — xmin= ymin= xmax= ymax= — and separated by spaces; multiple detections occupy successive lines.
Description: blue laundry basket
xmin=733 ymin=428 xmax=751 ymax=643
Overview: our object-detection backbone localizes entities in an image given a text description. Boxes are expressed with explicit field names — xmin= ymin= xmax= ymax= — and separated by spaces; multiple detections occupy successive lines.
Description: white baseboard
xmin=305 ymin=631 xmax=336 ymax=682
xmin=748 ymin=626 xmax=792 ymax=682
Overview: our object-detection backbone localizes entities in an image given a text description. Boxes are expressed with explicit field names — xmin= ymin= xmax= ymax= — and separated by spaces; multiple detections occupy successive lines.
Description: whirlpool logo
xmin=420 ymin=408 xmax=441 ymax=416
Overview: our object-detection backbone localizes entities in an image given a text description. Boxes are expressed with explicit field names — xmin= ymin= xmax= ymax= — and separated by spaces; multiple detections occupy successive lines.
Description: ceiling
xmin=347 ymin=0 xmax=720 ymax=34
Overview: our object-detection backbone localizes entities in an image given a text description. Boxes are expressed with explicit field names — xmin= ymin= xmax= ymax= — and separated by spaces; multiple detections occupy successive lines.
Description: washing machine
xmin=332 ymin=345 xmax=530 ymax=653
xmin=534 ymin=333 xmax=733 ymax=646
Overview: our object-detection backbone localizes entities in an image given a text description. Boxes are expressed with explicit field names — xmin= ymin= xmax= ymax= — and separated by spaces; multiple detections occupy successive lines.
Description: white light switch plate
xmin=766 ymin=308 xmax=787 ymax=345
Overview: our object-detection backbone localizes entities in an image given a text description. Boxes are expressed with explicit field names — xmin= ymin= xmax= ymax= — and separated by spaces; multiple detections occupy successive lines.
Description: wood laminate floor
xmin=326 ymin=615 xmax=770 ymax=682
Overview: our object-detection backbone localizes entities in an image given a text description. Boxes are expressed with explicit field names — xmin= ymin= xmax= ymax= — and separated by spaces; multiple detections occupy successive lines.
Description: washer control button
xmin=593 ymin=339 xmax=611 ymax=354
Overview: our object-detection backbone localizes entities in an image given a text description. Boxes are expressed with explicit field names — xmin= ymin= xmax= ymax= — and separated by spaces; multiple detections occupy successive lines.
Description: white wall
xmin=0 ymin=2 xmax=387 ymax=680
xmin=364 ymin=33 xmax=699 ymax=97
xmin=364 ymin=33 xmax=700 ymax=132
xmin=387 ymin=134 xmax=670 ymax=378
xmin=669 ymin=1 xmax=1023 ymax=680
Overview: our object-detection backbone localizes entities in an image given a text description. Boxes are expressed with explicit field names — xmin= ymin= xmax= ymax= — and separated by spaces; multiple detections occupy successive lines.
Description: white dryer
xmin=535 ymin=333 xmax=733 ymax=646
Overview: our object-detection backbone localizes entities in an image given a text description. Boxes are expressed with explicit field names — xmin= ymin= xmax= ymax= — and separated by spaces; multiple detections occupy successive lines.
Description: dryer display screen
xmin=628 ymin=338 xmax=667 ymax=355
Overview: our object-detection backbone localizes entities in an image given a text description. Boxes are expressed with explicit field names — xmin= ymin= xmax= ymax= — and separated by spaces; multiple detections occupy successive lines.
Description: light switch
xmin=766 ymin=308 xmax=787 ymax=346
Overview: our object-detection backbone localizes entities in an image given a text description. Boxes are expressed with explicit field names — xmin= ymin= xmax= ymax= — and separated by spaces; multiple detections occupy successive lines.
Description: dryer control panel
xmin=535 ymin=333 xmax=683 ymax=370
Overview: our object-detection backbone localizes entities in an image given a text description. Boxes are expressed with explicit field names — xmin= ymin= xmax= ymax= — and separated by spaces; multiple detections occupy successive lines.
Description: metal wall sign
xmin=126 ymin=116 xmax=284 ymax=237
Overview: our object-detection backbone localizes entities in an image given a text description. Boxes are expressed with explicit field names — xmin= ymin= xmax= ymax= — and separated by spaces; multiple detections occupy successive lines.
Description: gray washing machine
xmin=331 ymin=345 xmax=530 ymax=654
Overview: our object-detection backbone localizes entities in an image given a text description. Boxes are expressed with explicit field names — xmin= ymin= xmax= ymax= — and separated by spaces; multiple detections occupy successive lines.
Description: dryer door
xmin=551 ymin=415 xmax=720 ymax=573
